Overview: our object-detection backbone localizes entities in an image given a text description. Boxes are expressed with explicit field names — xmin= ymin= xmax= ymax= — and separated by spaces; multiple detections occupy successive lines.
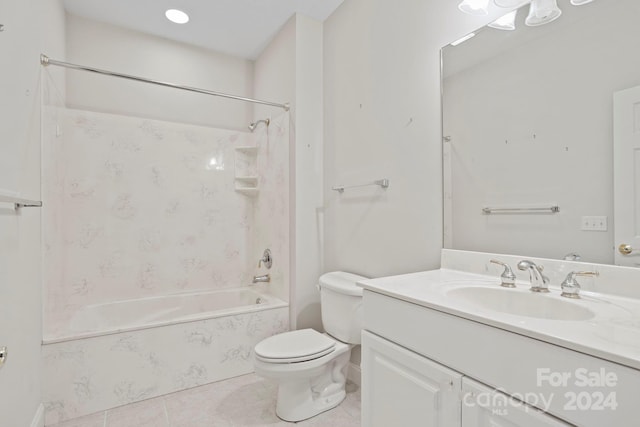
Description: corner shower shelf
xmin=234 ymin=146 xmax=259 ymax=154
xmin=234 ymin=147 xmax=259 ymax=197
xmin=235 ymin=176 xmax=259 ymax=186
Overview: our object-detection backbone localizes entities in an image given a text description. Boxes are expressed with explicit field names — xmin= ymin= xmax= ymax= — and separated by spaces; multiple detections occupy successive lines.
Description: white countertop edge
xmin=357 ymin=270 xmax=640 ymax=371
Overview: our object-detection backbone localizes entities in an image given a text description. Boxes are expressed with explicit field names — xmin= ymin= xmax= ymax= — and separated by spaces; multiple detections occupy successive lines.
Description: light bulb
xmin=489 ymin=10 xmax=518 ymax=30
xmin=525 ymin=0 xmax=562 ymax=26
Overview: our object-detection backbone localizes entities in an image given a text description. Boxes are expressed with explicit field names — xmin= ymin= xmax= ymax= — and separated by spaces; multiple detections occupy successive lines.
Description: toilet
xmin=253 ymin=271 xmax=366 ymax=422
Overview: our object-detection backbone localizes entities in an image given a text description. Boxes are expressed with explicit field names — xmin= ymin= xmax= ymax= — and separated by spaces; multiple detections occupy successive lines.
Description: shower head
xmin=248 ymin=118 xmax=270 ymax=132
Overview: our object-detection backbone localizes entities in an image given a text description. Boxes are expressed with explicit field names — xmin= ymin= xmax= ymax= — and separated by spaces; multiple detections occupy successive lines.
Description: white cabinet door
xmin=362 ymin=330 xmax=462 ymax=427
xmin=461 ymin=378 xmax=572 ymax=427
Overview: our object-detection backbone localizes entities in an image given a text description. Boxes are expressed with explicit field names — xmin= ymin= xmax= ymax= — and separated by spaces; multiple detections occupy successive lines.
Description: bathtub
xmin=43 ymin=287 xmax=286 ymax=344
xmin=42 ymin=288 xmax=289 ymax=424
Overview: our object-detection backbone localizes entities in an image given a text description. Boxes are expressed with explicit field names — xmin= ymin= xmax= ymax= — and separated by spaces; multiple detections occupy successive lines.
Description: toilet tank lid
xmin=318 ymin=271 xmax=368 ymax=296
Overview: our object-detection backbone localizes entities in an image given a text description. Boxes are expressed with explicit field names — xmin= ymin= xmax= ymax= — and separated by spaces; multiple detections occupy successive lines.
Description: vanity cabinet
xmin=361 ymin=288 xmax=639 ymax=427
xmin=362 ymin=330 xmax=570 ymax=427
xmin=362 ymin=331 xmax=462 ymax=427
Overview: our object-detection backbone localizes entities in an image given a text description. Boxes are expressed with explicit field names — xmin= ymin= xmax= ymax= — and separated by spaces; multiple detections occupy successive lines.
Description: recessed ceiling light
xmin=165 ymin=9 xmax=189 ymax=24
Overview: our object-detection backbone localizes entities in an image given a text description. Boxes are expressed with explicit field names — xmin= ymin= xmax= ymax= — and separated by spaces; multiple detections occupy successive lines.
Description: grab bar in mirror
xmin=332 ymin=179 xmax=390 ymax=193
xmin=0 ymin=192 xmax=43 ymax=209
xmin=482 ymin=205 xmax=559 ymax=214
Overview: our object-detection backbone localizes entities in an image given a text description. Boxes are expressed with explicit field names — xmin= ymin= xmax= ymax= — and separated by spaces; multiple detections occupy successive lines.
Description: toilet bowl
xmin=254 ymin=329 xmax=352 ymax=421
xmin=253 ymin=271 xmax=367 ymax=422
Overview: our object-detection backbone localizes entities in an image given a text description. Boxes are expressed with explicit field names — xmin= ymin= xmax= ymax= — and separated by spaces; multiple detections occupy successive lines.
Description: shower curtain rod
xmin=40 ymin=54 xmax=290 ymax=111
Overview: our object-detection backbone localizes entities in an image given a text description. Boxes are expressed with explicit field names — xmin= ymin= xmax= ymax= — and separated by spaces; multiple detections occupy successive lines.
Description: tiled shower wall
xmin=253 ymin=113 xmax=290 ymax=303
xmin=42 ymin=107 xmax=290 ymax=339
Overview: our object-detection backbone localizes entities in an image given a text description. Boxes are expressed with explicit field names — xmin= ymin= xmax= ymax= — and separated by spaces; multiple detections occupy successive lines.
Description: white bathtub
xmin=46 ymin=287 xmax=287 ymax=344
xmin=42 ymin=287 xmax=289 ymax=424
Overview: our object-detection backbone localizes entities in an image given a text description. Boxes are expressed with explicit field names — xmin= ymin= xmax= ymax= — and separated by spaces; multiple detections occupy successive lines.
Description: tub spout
xmin=252 ymin=274 xmax=270 ymax=284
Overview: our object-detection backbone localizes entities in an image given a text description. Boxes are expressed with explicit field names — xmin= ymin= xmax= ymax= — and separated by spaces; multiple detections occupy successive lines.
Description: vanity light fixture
xmin=525 ymin=0 xmax=562 ymax=26
xmin=458 ymin=0 xmax=490 ymax=16
xmin=458 ymin=0 xmax=595 ymax=28
xmin=165 ymin=9 xmax=189 ymax=24
xmin=494 ymin=0 xmax=530 ymax=6
xmin=488 ymin=10 xmax=518 ymax=30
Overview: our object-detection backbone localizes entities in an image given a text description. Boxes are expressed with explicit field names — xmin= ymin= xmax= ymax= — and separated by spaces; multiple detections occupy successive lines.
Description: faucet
xmin=517 ymin=260 xmax=550 ymax=293
xmin=258 ymin=249 xmax=272 ymax=269
xmin=560 ymin=271 xmax=599 ymax=299
xmin=489 ymin=259 xmax=516 ymax=288
xmin=252 ymin=274 xmax=270 ymax=284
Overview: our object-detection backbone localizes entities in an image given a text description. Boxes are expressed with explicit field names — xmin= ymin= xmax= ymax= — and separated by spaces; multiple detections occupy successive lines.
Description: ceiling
xmin=63 ymin=0 xmax=344 ymax=60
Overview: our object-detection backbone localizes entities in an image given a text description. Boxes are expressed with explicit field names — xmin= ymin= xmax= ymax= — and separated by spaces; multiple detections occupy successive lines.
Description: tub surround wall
xmin=42 ymin=306 xmax=289 ymax=425
xmin=253 ymin=113 xmax=291 ymax=303
xmin=43 ymin=108 xmax=257 ymax=338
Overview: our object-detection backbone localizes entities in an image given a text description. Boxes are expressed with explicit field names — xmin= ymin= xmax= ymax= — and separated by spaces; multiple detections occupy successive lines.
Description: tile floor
xmin=50 ymin=374 xmax=361 ymax=427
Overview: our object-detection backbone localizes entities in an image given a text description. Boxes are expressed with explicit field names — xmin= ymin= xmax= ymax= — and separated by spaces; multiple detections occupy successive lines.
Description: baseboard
xmin=347 ymin=362 xmax=361 ymax=386
xmin=30 ymin=404 xmax=44 ymax=427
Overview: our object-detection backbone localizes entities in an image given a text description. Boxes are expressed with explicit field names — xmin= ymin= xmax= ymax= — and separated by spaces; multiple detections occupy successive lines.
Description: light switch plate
xmin=581 ymin=216 xmax=608 ymax=231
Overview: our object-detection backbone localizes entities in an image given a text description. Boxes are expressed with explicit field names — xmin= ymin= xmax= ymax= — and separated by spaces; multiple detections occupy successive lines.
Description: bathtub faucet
xmin=252 ymin=274 xmax=271 ymax=284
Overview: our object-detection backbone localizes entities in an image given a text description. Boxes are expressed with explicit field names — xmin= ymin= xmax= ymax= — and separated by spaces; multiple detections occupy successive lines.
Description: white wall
xmin=253 ymin=16 xmax=297 ymax=326
xmin=323 ymin=0 xmax=501 ymax=278
xmin=254 ymin=15 xmax=324 ymax=331
xmin=65 ymin=14 xmax=254 ymax=130
xmin=322 ymin=0 xmax=508 ymax=367
xmin=444 ymin=2 xmax=640 ymax=264
xmin=0 ymin=0 xmax=65 ymax=425
xmin=293 ymin=15 xmax=324 ymax=330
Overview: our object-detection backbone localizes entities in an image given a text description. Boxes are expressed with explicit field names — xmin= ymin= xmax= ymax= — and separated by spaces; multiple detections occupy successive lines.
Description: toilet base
xmin=276 ymin=385 xmax=346 ymax=422
xmin=261 ymin=348 xmax=352 ymax=422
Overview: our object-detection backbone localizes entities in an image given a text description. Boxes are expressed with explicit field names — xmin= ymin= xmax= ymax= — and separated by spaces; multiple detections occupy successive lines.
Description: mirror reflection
xmin=442 ymin=0 xmax=640 ymax=266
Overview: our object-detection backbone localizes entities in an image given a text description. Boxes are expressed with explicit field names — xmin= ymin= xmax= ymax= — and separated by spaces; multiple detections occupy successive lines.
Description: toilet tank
xmin=318 ymin=271 xmax=367 ymax=344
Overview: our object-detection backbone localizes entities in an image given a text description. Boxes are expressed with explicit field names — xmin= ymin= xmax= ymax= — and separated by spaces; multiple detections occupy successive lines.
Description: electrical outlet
xmin=581 ymin=216 xmax=608 ymax=231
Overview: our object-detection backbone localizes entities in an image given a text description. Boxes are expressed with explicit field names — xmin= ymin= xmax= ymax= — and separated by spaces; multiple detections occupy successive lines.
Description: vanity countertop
xmin=358 ymin=269 xmax=640 ymax=370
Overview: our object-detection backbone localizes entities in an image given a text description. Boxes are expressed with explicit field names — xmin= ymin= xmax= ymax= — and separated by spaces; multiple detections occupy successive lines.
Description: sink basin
xmin=447 ymin=286 xmax=596 ymax=321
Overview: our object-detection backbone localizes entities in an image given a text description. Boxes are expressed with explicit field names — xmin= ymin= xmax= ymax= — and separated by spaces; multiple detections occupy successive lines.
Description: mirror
xmin=442 ymin=0 xmax=640 ymax=266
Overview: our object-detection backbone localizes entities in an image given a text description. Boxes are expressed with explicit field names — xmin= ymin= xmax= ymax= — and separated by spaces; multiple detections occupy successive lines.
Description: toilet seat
xmin=255 ymin=329 xmax=336 ymax=363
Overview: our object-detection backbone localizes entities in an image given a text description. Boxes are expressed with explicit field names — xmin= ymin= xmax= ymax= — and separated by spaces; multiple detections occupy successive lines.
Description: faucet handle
xmin=490 ymin=259 xmax=516 ymax=288
xmin=561 ymin=271 xmax=599 ymax=299
xmin=258 ymin=249 xmax=272 ymax=269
